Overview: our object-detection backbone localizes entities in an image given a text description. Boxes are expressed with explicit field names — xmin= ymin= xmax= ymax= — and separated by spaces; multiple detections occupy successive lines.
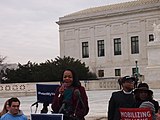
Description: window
xmin=131 ymin=36 xmax=139 ymax=54
xmin=82 ymin=42 xmax=89 ymax=58
xmin=98 ymin=70 xmax=104 ymax=77
xmin=149 ymin=34 xmax=154 ymax=42
xmin=114 ymin=38 xmax=121 ymax=55
xmin=115 ymin=69 xmax=121 ymax=76
xmin=97 ymin=40 xmax=105 ymax=57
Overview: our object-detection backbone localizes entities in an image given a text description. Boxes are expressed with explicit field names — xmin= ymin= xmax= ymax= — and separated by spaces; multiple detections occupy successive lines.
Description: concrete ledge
xmin=0 ymin=92 xmax=36 ymax=98
xmin=0 ymin=79 xmax=119 ymax=97
xmin=82 ymin=79 xmax=119 ymax=91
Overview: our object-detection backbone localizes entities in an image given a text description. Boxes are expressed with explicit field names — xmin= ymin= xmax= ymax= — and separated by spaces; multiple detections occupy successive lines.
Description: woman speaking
xmin=51 ymin=69 xmax=89 ymax=120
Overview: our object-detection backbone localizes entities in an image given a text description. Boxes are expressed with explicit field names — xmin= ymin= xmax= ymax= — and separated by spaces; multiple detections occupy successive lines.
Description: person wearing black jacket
xmin=134 ymin=82 xmax=159 ymax=113
xmin=108 ymin=76 xmax=136 ymax=120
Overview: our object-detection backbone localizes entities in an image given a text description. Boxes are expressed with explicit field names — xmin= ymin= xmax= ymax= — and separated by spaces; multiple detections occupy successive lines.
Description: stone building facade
xmin=57 ymin=0 xmax=160 ymax=86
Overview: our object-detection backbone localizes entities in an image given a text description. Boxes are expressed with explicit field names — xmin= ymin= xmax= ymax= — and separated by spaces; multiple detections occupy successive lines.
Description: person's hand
xmin=59 ymin=83 xmax=67 ymax=94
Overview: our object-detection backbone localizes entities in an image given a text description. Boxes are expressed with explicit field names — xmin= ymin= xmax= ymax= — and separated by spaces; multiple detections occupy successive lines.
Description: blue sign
xmin=36 ymin=84 xmax=59 ymax=104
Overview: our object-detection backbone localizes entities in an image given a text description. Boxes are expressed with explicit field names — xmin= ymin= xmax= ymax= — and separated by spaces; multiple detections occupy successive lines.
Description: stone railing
xmin=0 ymin=79 xmax=119 ymax=97
xmin=81 ymin=78 xmax=119 ymax=90
xmin=0 ymin=83 xmax=34 ymax=92
xmin=0 ymin=83 xmax=36 ymax=97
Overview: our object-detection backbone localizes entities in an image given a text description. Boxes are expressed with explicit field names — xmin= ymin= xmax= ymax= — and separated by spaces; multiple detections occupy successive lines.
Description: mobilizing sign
xmin=120 ymin=108 xmax=152 ymax=120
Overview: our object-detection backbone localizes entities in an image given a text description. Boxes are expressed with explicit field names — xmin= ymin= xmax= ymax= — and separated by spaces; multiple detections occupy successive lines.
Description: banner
xmin=31 ymin=113 xmax=63 ymax=120
xmin=36 ymin=84 xmax=59 ymax=104
xmin=120 ymin=108 xmax=152 ymax=120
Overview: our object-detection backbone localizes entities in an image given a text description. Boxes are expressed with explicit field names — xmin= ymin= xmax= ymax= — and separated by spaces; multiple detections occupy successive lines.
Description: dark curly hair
xmin=60 ymin=68 xmax=81 ymax=87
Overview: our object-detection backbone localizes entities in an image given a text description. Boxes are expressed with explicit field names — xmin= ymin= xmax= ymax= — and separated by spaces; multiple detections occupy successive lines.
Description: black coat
xmin=108 ymin=90 xmax=136 ymax=120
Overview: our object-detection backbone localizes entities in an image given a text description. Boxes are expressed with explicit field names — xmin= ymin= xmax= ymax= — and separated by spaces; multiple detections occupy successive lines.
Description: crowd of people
xmin=0 ymin=69 xmax=160 ymax=120
xmin=108 ymin=75 xmax=160 ymax=120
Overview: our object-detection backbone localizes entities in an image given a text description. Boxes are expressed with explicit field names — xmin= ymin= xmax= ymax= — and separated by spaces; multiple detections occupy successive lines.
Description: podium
xmin=31 ymin=84 xmax=60 ymax=113
xmin=31 ymin=113 xmax=63 ymax=120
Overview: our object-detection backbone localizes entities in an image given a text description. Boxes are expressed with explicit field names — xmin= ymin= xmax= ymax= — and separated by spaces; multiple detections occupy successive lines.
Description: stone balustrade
xmin=0 ymin=83 xmax=34 ymax=92
xmin=82 ymin=78 xmax=119 ymax=90
xmin=0 ymin=78 xmax=119 ymax=97
xmin=0 ymin=83 xmax=35 ymax=97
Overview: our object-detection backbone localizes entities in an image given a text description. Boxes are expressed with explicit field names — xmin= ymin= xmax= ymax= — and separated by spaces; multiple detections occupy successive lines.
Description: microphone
xmin=58 ymin=83 xmax=67 ymax=98
xmin=59 ymin=100 xmax=68 ymax=113
xmin=58 ymin=93 xmax=62 ymax=98
xmin=58 ymin=102 xmax=65 ymax=113
xmin=74 ymin=89 xmax=86 ymax=114
xmin=74 ymin=89 xmax=83 ymax=103
xmin=74 ymin=89 xmax=85 ymax=107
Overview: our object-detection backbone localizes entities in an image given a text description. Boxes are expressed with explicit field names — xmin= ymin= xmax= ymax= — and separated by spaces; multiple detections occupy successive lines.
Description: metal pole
xmin=135 ymin=60 xmax=139 ymax=87
xmin=135 ymin=60 xmax=138 ymax=77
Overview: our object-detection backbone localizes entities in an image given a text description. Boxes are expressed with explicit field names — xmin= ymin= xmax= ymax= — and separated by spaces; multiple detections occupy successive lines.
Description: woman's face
xmin=139 ymin=91 xmax=148 ymax=100
xmin=63 ymin=70 xmax=73 ymax=87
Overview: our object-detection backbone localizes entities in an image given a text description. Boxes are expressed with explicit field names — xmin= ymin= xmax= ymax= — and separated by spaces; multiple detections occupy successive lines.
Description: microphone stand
xmin=30 ymin=101 xmax=39 ymax=114
xmin=35 ymin=102 xmax=38 ymax=113
xmin=41 ymin=103 xmax=49 ymax=113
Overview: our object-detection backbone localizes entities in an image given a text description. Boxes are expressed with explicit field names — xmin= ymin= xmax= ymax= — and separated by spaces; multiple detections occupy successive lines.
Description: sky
xmin=0 ymin=0 xmax=134 ymax=64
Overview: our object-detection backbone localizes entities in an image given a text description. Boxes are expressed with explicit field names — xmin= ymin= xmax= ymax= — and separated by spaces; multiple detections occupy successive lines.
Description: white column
xmin=74 ymin=28 xmax=80 ymax=59
xmin=122 ymin=22 xmax=129 ymax=62
xmin=106 ymin=24 xmax=112 ymax=63
xmin=89 ymin=26 xmax=96 ymax=73
xmin=59 ymin=29 xmax=65 ymax=57
xmin=140 ymin=19 xmax=147 ymax=60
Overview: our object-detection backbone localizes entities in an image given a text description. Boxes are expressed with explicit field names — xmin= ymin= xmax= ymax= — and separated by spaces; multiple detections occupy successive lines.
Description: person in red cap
xmin=108 ymin=76 xmax=136 ymax=120
xmin=134 ymin=83 xmax=159 ymax=113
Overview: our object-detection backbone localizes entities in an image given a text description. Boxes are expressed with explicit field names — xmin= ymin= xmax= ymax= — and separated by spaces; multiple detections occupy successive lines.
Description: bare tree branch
xmin=0 ymin=55 xmax=7 ymax=64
